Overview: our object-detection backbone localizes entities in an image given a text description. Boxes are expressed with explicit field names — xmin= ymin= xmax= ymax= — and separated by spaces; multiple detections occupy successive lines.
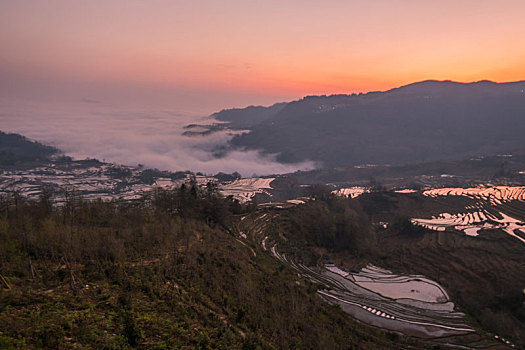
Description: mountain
xmin=215 ymin=80 xmax=525 ymax=167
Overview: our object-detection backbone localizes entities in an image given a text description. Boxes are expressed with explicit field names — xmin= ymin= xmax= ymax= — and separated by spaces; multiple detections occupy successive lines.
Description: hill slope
xmin=0 ymin=131 xmax=59 ymax=168
xmin=0 ymin=185 xmax=430 ymax=349
xmin=216 ymin=80 xmax=525 ymax=167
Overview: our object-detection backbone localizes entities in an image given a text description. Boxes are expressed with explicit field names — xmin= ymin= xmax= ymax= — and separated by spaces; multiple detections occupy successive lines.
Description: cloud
xmin=0 ymin=100 xmax=316 ymax=177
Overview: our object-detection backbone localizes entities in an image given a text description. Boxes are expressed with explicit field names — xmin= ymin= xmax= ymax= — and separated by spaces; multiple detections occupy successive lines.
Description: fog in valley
xmin=0 ymin=99 xmax=315 ymax=177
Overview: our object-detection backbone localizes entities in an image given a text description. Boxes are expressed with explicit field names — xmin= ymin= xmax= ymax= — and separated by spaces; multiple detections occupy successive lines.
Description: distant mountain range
xmin=213 ymin=80 xmax=525 ymax=167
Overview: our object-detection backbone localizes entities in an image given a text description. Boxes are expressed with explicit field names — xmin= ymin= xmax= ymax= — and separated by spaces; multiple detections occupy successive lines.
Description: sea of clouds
xmin=0 ymin=99 xmax=316 ymax=177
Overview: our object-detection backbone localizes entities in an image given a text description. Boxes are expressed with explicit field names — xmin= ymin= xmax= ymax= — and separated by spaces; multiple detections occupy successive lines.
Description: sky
xmin=2 ymin=0 xmax=525 ymax=114
xmin=1 ymin=1 xmax=525 ymax=175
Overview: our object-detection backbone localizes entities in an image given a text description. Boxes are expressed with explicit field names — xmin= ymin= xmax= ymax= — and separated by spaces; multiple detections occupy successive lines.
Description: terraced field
xmin=268 ymin=247 xmax=473 ymax=338
xmin=0 ymin=160 xmax=277 ymax=206
xmin=220 ymin=177 xmax=275 ymax=202
xmin=413 ymin=186 xmax=525 ymax=244
xmin=374 ymin=227 xmax=525 ymax=348
xmin=423 ymin=186 xmax=525 ymax=203
xmin=233 ymin=211 xmax=488 ymax=345
xmin=332 ymin=186 xmax=368 ymax=198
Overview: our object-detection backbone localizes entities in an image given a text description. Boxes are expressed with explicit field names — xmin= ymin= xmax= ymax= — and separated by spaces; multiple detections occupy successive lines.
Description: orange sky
xmin=1 ymin=0 xmax=525 ymax=114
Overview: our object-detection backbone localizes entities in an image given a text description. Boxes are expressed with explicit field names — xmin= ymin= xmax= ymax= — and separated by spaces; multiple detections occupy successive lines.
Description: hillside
xmin=0 ymin=131 xmax=59 ymax=168
xmin=1 ymin=163 xmax=523 ymax=347
xmin=0 ymin=185 xmax=431 ymax=349
xmin=214 ymin=80 xmax=525 ymax=167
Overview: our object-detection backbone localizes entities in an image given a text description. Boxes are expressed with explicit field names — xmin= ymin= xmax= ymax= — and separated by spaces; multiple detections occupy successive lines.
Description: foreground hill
xmin=3 ymin=184 xmax=521 ymax=348
xmin=214 ymin=80 xmax=525 ymax=167
xmin=0 ymin=185 xmax=434 ymax=349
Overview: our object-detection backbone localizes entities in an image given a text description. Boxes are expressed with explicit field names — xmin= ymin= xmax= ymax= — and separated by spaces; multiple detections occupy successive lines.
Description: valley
xmin=1 ymin=131 xmax=525 ymax=348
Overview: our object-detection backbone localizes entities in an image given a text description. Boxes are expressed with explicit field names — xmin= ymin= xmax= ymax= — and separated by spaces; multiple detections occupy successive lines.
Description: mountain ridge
xmin=212 ymin=79 xmax=525 ymax=118
xmin=213 ymin=80 xmax=525 ymax=168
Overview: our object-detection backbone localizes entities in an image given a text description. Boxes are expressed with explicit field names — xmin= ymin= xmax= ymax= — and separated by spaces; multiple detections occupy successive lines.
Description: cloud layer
xmin=0 ymin=99 xmax=316 ymax=177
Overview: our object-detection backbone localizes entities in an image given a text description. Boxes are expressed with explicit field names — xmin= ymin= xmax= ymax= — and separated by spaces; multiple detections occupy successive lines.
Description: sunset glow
xmin=2 ymin=0 xmax=525 ymax=113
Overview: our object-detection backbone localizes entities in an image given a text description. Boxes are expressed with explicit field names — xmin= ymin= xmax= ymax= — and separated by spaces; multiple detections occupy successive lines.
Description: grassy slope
xmin=0 ymin=190 xmax=422 ymax=349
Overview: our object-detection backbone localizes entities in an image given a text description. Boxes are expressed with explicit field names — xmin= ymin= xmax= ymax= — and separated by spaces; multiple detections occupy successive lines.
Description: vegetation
xmin=223 ymin=81 xmax=525 ymax=167
xmin=0 ymin=185 xmax=421 ymax=349
xmin=271 ymin=193 xmax=376 ymax=259
xmin=0 ymin=131 xmax=58 ymax=168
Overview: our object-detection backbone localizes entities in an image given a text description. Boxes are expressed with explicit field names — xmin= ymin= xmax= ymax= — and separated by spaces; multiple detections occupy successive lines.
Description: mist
xmin=0 ymin=99 xmax=315 ymax=177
